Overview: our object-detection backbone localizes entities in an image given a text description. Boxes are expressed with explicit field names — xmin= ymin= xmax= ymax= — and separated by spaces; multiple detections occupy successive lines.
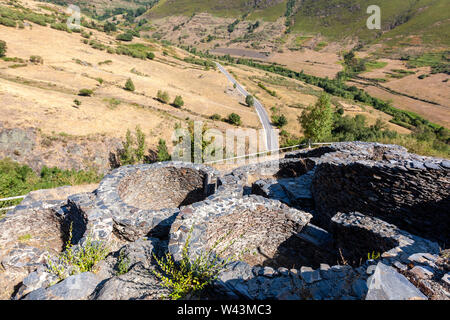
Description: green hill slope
xmin=290 ymin=0 xmax=450 ymax=46
xmin=147 ymin=0 xmax=450 ymax=46
xmin=148 ymin=0 xmax=287 ymax=19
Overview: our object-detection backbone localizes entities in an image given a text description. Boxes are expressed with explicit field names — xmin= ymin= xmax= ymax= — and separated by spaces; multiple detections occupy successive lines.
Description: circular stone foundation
xmin=118 ymin=167 xmax=210 ymax=211
xmin=168 ymin=195 xmax=314 ymax=269
xmin=95 ymin=162 xmax=219 ymax=241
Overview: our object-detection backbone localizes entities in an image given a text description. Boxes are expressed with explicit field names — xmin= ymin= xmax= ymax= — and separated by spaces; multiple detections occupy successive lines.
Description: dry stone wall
xmin=310 ymin=142 xmax=450 ymax=243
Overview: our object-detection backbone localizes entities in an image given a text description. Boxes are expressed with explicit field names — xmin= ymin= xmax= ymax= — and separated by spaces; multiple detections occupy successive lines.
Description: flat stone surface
xmin=24 ymin=272 xmax=102 ymax=300
xmin=442 ymin=273 xmax=450 ymax=286
xmin=410 ymin=266 xmax=434 ymax=279
xmin=366 ymin=263 xmax=427 ymax=300
xmin=92 ymin=263 xmax=168 ymax=300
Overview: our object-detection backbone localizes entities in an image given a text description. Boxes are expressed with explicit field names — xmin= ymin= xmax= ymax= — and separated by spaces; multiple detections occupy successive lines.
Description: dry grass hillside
xmin=0 ymin=1 xmax=265 ymax=150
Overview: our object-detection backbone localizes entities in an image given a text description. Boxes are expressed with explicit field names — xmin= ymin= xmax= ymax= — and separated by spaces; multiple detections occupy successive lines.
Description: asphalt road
xmin=215 ymin=62 xmax=279 ymax=151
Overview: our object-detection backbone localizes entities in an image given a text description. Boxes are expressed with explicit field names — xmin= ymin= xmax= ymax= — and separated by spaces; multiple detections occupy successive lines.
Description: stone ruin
xmin=0 ymin=142 xmax=449 ymax=300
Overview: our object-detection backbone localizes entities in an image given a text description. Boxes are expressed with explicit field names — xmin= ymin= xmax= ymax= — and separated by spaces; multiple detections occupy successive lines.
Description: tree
xmin=125 ymin=78 xmax=135 ymax=92
xmin=245 ymin=95 xmax=254 ymax=107
xmin=119 ymin=126 xmax=147 ymax=165
xmin=173 ymin=95 xmax=184 ymax=108
xmin=104 ymin=21 xmax=117 ymax=33
xmin=273 ymin=114 xmax=288 ymax=128
xmin=157 ymin=139 xmax=171 ymax=162
xmin=226 ymin=113 xmax=241 ymax=126
xmin=298 ymin=93 xmax=333 ymax=142
xmin=134 ymin=126 xmax=146 ymax=162
xmin=0 ymin=40 xmax=6 ymax=57
xmin=157 ymin=90 xmax=170 ymax=104
xmin=120 ymin=129 xmax=136 ymax=165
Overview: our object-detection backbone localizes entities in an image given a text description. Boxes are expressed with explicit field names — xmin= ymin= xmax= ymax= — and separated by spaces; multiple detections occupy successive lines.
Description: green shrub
xmin=73 ymin=99 xmax=81 ymax=106
xmin=172 ymin=95 xmax=184 ymax=108
xmin=29 ymin=55 xmax=43 ymax=64
xmin=116 ymin=32 xmax=133 ymax=42
xmin=24 ymin=12 xmax=52 ymax=26
xmin=226 ymin=113 xmax=241 ymax=126
xmin=0 ymin=17 xmax=16 ymax=28
xmin=104 ymin=21 xmax=117 ymax=33
xmin=51 ymin=22 xmax=71 ymax=33
xmin=78 ymin=89 xmax=94 ymax=97
xmin=272 ymin=114 xmax=288 ymax=128
xmin=115 ymin=251 xmax=130 ymax=276
xmin=47 ymin=223 xmax=109 ymax=281
xmin=157 ymin=90 xmax=170 ymax=104
xmin=210 ymin=114 xmax=221 ymax=121
xmin=157 ymin=139 xmax=171 ymax=162
xmin=0 ymin=40 xmax=7 ymax=57
xmin=99 ymin=60 xmax=113 ymax=66
xmin=153 ymin=227 xmax=238 ymax=300
xmin=124 ymin=78 xmax=135 ymax=91
xmin=147 ymin=52 xmax=155 ymax=60
xmin=0 ymin=158 xmax=102 ymax=210
xmin=245 ymin=95 xmax=255 ymax=107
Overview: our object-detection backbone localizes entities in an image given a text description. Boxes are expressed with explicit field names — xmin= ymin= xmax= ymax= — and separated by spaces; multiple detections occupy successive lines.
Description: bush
xmin=116 ymin=32 xmax=133 ymax=42
xmin=157 ymin=90 xmax=170 ymax=104
xmin=152 ymin=227 xmax=238 ymax=300
xmin=210 ymin=114 xmax=221 ymax=121
xmin=157 ymin=139 xmax=171 ymax=162
xmin=29 ymin=55 xmax=43 ymax=64
xmin=147 ymin=52 xmax=155 ymax=60
xmin=245 ymin=95 xmax=254 ymax=107
xmin=51 ymin=22 xmax=71 ymax=33
xmin=0 ymin=40 xmax=6 ymax=57
xmin=104 ymin=21 xmax=117 ymax=33
xmin=272 ymin=114 xmax=288 ymax=128
xmin=226 ymin=113 xmax=241 ymax=126
xmin=173 ymin=95 xmax=184 ymax=108
xmin=0 ymin=17 xmax=16 ymax=28
xmin=78 ymin=89 xmax=94 ymax=97
xmin=47 ymin=223 xmax=109 ymax=281
xmin=73 ymin=99 xmax=81 ymax=106
xmin=124 ymin=78 xmax=135 ymax=91
xmin=0 ymin=158 xmax=102 ymax=210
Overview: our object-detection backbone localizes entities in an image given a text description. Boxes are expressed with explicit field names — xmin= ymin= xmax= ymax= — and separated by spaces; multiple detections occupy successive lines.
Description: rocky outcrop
xmin=0 ymin=124 xmax=121 ymax=174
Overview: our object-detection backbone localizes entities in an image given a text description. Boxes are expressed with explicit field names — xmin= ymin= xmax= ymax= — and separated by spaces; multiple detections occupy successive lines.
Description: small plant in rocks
xmin=46 ymin=223 xmax=109 ymax=281
xmin=116 ymin=250 xmax=131 ymax=276
xmin=153 ymin=227 xmax=239 ymax=300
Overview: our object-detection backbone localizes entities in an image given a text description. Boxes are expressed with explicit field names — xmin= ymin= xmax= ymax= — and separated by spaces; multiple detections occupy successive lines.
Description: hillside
xmin=0 ymin=0 xmax=449 ymax=177
xmin=147 ymin=0 xmax=450 ymax=46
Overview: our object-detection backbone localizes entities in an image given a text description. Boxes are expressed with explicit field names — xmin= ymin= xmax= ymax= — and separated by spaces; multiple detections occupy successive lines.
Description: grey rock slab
xmin=410 ymin=266 xmax=434 ymax=279
xmin=92 ymin=263 xmax=169 ymax=300
xmin=442 ymin=273 xmax=450 ymax=286
xmin=24 ymin=272 xmax=102 ymax=300
xmin=366 ymin=263 xmax=427 ymax=300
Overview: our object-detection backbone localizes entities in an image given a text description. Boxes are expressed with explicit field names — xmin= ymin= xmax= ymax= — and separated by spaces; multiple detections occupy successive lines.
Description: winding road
xmin=215 ymin=62 xmax=279 ymax=152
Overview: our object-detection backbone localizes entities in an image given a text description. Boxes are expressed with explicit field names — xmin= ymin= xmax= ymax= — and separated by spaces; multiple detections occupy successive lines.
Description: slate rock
xmin=24 ymin=272 xmax=102 ymax=300
xmin=366 ymin=263 xmax=427 ymax=300
xmin=92 ymin=263 xmax=168 ymax=300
